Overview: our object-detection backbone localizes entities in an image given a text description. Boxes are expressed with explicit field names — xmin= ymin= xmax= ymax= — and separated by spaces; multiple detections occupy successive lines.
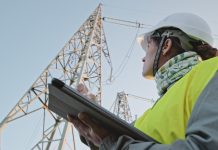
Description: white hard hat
xmin=138 ymin=13 xmax=213 ymax=51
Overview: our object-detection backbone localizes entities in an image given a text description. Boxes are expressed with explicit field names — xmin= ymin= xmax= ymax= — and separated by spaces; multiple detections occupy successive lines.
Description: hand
xmin=76 ymin=83 xmax=97 ymax=102
xmin=67 ymin=112 xmax=110 ymax=146
xmin=76 ymin=83 xmax=88 ymax=95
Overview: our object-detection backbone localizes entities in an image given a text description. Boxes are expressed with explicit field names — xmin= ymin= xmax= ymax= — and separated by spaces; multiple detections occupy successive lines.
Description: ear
xmin=162 ymin=38 xmax=172 ymax=55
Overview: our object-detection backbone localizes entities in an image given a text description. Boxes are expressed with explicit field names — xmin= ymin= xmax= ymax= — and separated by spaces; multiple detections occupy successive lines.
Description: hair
xmin=151 ymin=36 xmax=185 ymax=56
xmin=191 ymin=41 xmax=217 ymax=60
xmin=151 ymin=34 xmax=217 ymax=60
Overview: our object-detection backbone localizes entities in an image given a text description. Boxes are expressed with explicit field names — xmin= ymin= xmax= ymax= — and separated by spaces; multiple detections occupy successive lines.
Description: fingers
xmin=76 ymin=84 xmax=97 ymax=103
xmin=78 ymin=113 xmax=103 ymax=145
xmin=76 ymin=84 xmax=88 ymax=95
xmin=67 ymin=114 xmax=90 ymax=136
xmin=67 ymin=114 xmax=87 ymax=128
xmin=78 ymin=112 xmax=98 ymax=129
xmin=68 ymin=114 xmax=103 ymax=146
xmin=68 ymin=113 xmax=99 ymax=133
xmin=79 ymin=112 xmax=111 ymax=145
xmin=87 ymin=93 xmax=97 ymax=103
xmin=68 ymin=113 xmax=110 ymax=146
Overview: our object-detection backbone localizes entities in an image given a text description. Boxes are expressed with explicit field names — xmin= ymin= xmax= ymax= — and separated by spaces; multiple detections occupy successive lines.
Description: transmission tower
xmin=0 ymin=4 xmax=112 ymax=149
xmin=113 ymin=91 xmax=133 ymax=123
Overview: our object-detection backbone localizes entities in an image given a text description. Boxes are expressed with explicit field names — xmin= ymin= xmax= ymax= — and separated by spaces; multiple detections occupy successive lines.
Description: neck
xmin=155 ymin=51 xmax=201 ymax=96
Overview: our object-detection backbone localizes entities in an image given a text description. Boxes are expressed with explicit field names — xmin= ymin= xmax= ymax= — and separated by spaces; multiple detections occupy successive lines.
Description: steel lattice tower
xmin=0 ymin=4 xmax=112 ymax=149
xmin=113 ymin=92 xmax=133 ymax=123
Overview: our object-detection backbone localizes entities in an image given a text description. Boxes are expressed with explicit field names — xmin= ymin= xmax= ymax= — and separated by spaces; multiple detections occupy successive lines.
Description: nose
xmin=142 ymin=57 xmax=145 ymax=62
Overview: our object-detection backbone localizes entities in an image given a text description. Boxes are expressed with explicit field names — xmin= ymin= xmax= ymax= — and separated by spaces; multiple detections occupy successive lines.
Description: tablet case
xmin=48 ymin=78 xmax=157 ymax=142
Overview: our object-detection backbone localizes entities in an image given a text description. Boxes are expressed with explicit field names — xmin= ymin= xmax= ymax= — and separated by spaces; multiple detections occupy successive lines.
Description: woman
xmin=68 ymin=13 xmax=218 ymax=150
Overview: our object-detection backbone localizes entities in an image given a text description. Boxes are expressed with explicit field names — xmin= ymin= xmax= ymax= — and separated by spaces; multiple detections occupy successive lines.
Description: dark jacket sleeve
xmin=80 ymin=135 xmax=99 ymax=150
xmin=99 ymin=71 xmax=218 ymax=150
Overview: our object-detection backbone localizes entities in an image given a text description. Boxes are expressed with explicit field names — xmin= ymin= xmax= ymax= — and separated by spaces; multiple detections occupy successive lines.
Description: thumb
xmin=77 ymin=84 xmax=88 ymax=94
xmin=87 ymin=93 xmax=97 ymax=101
xmin=78 ymin=112 xmax=98 ymax=130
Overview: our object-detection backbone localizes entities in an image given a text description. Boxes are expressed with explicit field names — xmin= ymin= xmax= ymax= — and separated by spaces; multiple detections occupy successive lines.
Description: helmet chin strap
xmin=153 ymin=36 xmax=167 ymax=76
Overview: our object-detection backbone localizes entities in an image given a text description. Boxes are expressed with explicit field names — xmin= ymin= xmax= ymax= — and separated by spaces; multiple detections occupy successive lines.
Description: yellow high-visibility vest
xmin=134 ymin=57 xmax=218 ymax=144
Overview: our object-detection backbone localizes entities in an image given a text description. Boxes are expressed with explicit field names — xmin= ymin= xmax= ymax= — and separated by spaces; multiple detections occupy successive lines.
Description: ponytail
xmin=193 ymin=43 xmax=217 ymax=60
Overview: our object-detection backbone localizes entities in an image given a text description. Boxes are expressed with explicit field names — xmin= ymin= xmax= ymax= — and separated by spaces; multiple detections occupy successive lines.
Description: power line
xmin=126 ymin=93 xmax=155 ymax=103
xmin=102 ymin=16 xmax=218 ymax=40
xmin=103 ymin=27 xmax=140 ymax=85
xmin=102 ymin=3 xmax=218 ymax=31
xmin=25 ymin=114 xmax=43 ymax=149
xmin=109 ymin=92 xmax=155 ymax=113
xmin=102 ymin=16 xmax=152 ymax=29
xmin=102 ymin=15 xmax=218 ymax=84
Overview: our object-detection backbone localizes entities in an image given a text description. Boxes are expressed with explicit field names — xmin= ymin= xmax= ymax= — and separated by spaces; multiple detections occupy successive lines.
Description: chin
xmin=142 ymin=72 xmax=154 ymax=80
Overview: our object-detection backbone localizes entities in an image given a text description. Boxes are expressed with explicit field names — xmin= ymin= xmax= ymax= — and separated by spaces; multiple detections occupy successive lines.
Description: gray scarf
xmin=155 ymin=51 xmax=201 ymax=96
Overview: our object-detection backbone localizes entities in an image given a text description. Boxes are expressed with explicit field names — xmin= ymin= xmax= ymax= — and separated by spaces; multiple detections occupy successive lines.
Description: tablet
xmin=48 ymin=78 xmax=157 ymax=142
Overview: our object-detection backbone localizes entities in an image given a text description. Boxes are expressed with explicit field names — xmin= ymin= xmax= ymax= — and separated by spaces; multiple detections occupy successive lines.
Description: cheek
xmin=143 ymin=57 xmax=152 ymax=72
xmin=144 ymin=52 xmax=155 ymax=67
xmin=142 ymin=50 xmax=156 ymax=77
